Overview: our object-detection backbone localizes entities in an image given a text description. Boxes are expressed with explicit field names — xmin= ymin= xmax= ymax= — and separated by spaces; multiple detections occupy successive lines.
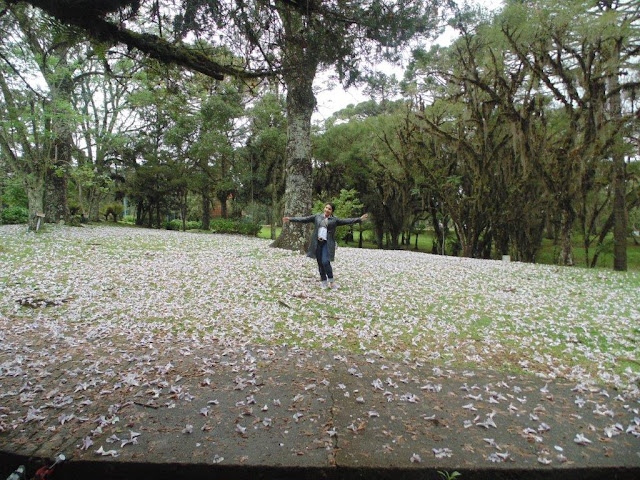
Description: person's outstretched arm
xmin=335 ymin=213 xmax=368 ymax=226
xmin=283 ymin=215 xmax=316 ymax=224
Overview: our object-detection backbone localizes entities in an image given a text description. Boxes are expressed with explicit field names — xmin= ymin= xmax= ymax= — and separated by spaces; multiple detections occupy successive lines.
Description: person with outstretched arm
xmin=283 ymin=203 xmax=368 ymax=289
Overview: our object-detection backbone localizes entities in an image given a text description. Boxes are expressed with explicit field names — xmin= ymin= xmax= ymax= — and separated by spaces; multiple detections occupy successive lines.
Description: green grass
xmin=259 ymin=226 xmax=640 ymax=271
xmin=4 ymin=223 xmax=637 ymax=387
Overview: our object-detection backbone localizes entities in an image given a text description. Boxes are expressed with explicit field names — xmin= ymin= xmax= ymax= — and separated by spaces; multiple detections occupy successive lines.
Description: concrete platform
xmin=1 ymin=345 xmax=639 ymax=479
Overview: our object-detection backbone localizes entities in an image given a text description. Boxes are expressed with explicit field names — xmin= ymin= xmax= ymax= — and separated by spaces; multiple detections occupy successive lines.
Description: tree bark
xmin=217 ymin=191 xmax=228 ymax=219
xmin=610 ymin=38 xmax=627 ymax=271
xmin=0 ymin=64 xmax=49 ymax=232
xmin=44 ymin=148 xmax=70 ymax=223
xmin=45 ymin=72 xmax=73 ymax=224
xmin=201 ymin=192 xmax=211 ymax=230
xmin=10 ymin=5 xmax=74 ymax=224
xmin=272 ymin=97 xmax=315 ymax=252
xmin=558 ymin=206 xmax=575 ymax=266
xmin=25 ymin=177 xmax=45 ymax=232
xmin=271 ymin=26 xmax=318 ymax=253
xmin=590 ymin=186 xmax=639 ymax=268
xmin=270 ymin=178 xmax=279 ymax=241
xmin=135 ymin=199 xmax=144 ymax=225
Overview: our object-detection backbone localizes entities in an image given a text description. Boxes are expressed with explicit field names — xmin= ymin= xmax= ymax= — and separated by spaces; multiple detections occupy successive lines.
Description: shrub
xmin=164 ymin=217 xmax=259 ymax=235
xmin=341 ymin=230 xmax=354 ymax=243
xmin=210 ymin=218 xmax=235 ymax=233
xmin=67 ymin=215 xmax=85 ymax=227
xmin=1 ymin=178 xmax=28 ymax=209
xmin=237 ymin=220 xmax=262 ymax=236
xmin=210 ymin=218 xmax=261 ymax=236
xmin=103 ymin=203 xmax=124 ymax=222
xmin=68 ymin=203 xmax=82 ymax=216
xmin=1 ymin=206 xmax=29 ymax=224
xmin=165 ymin=219 xmax=181 ymax=231
xmin=243 ymin=202 xmax=269 ymax=225
xmin=165 ymin=219 xmax=202 ymax=231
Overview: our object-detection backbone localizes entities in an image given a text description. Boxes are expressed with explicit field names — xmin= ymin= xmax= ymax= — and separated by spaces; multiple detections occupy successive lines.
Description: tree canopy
xmin=1 ymin=0 xmax=638 ymax=270
xmin=3 ymin=0 xmax=268 ymax=80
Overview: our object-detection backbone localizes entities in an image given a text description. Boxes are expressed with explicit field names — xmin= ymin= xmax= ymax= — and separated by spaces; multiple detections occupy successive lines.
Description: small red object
xmin=31 ymin=454 xmax=65 ymax=480
xmin=32 ymin=466 xmax=54 ymax=480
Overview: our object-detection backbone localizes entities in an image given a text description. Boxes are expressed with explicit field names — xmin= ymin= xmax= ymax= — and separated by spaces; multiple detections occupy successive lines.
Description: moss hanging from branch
xmin=8 ymin=0 xmax=272 ymax=81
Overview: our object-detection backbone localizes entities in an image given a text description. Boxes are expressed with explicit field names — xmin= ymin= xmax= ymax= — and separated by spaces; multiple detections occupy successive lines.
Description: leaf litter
xmin=0 ymin=224 xmax=638 ymax=467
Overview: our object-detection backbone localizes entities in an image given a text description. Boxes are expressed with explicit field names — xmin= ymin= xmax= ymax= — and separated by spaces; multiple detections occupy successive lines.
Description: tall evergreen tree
xmin=171 ymin=0 xmax=449 ymax=252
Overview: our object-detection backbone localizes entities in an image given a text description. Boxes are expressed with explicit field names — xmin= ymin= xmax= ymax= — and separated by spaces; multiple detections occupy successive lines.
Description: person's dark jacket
xmin=288 ymin=213 xmax=363 ymax=261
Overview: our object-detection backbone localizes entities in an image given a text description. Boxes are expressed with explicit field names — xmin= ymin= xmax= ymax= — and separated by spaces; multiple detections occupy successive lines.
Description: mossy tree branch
xmin=8 ymin=0 xmax=274 ymax=81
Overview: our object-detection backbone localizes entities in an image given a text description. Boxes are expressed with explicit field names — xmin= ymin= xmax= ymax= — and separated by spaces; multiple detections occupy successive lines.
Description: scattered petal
xmin=574 ymin=433 xmax=592 ymax=445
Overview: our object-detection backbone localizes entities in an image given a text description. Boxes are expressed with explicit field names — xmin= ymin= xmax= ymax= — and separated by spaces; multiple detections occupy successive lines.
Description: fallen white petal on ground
xmin=1 ymin=224 xmax=639 ymax=464
xmin=3 ymin=223 xmax=637 ymax=390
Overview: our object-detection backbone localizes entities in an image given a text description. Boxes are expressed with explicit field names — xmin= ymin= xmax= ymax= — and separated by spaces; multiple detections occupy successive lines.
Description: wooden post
xmin=35 ymin=213 xmax=45 ymax=232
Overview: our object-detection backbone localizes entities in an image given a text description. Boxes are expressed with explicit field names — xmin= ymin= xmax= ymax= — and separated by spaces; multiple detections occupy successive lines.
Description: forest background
xmin=0 ymin=0 xmax=639 ymax=271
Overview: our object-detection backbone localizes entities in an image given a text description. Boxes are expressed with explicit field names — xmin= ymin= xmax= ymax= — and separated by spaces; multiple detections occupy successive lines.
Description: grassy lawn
xmin=259 ymin=226 xmax=640 ymax=271
xmin=2 ymin=223 xmax=638 ymax=393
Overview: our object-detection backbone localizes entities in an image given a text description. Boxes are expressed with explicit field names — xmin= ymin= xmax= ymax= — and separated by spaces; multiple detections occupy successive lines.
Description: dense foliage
xmin=0 ymin=205 xmax=28 ymax=224
xmin=0 ymin=0 xmax=638 ymax=267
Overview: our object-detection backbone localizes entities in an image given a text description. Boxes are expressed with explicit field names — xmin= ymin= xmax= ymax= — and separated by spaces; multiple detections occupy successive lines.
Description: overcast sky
xmin=312 ymin=0 xmax=503 ymax=122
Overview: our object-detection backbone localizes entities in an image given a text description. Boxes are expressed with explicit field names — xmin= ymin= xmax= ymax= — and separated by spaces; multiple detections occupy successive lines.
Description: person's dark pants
xmin=316 ymin=240 xmax=333 ymax=282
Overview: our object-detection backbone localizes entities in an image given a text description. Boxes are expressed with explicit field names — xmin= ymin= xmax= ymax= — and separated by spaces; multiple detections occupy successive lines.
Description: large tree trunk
xmin=201 ymin=192 xmax=211 ymax=230
xmin=217 ymin=191 xmax=228 ymax=219
xmin=462 ymin=239 xmax=473 ymax=258
xmin=25 ymin=176 xmax=45 ymax=232
xmin=610 ymin=38 xmax=627 ymax=271
xmin=374 ymin=222 xmax=384 ymax=248
xmin=88 ymin=190 xmax=101 ymax=222
xmin=271 ymin=30 xmax=318 ymax=253
xmin=135 ymin=200 xmax=144 ymax=225
xmin=180 ymin=192 xmax=188 ymax=231
xmin=270 ymin=181 xmax=279 ymax=241
xmin=45 ymin=91 xmax=73 ymax=223
xmin=558 ymin=206 xmax=575 ymax=266
xmin=271 ymin=95 xmax=315 ymax=252
xmin=13 ymin=10 xmax=74 ymax=224
xmin=591 ymin=186 xmax=639 ymax=268
xmin=44 ymin=157 xmax=69 ymax=222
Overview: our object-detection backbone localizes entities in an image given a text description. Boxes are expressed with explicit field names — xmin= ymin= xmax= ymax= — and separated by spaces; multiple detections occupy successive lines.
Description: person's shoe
xmin=329 ymin=282 xmax=339 ymax=289
xmin=321 ymin=281 xmax=328 ymax=289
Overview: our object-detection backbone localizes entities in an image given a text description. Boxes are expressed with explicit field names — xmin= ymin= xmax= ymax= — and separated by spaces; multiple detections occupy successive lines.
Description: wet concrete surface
xmin=1 ymin=345 xmax=639 ymax=479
